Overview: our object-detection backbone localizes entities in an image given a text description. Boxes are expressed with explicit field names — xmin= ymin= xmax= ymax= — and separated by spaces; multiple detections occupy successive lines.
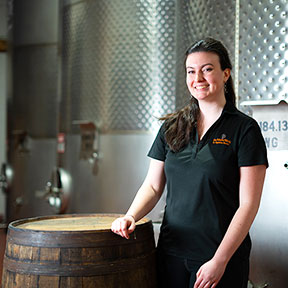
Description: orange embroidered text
xmin=212 ymin=138 xmax=231 ymax=146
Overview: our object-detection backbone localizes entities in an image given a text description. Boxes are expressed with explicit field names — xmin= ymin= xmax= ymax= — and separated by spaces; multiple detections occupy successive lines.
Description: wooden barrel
xmin=2 ymin=214 xmax=157 ymax=288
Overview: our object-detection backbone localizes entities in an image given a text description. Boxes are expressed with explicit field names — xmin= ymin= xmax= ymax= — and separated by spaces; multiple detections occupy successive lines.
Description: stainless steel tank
xmin=5 ymin=0 xmax=288 ymax=287
xmin=6 ymin=0 xmax=61 ymax=221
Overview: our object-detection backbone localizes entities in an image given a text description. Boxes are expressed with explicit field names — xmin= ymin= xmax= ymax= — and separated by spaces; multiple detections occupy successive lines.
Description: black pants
xmin=156 ymin=251 xmax=249 ymax=288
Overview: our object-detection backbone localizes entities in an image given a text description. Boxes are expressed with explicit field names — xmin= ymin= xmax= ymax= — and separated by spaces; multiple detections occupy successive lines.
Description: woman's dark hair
xmin=160 ymin=37 xmax=236 ymax=152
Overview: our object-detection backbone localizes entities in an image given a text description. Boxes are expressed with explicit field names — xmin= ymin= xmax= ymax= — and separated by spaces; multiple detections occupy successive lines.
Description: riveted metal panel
xmin=239 ymin=0 xmax=288 ymax=104
xmin=61 ymin=0 xmax=176 ymax=132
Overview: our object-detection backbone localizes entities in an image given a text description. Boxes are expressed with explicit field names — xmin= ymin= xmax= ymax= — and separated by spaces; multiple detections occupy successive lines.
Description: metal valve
xmin=46 ymin=171 xmax=63 ymax=210
xmin=0 ymin=163 xmax=13 ymax=193
xmin=0 ymin=171 xmax=7 ymax=190
xmin=35 ymin=167 xmax=71 ymax=213
xmin=73 ymin=121 xmax=101 ymax=175
xmin=248 ymin=281 xmax=269 ymax=288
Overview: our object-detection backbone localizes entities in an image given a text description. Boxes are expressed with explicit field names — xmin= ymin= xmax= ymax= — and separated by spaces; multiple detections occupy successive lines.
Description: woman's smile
xmin=194 ymin=85 xmax=209 ymax=90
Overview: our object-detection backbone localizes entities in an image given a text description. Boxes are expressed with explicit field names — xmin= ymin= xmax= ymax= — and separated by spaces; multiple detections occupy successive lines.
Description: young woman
xmin=111 ymin=38 xmax=268 ymax=288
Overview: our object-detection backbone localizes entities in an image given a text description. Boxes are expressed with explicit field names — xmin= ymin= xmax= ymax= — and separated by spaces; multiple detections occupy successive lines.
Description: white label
xmin=252 ymin=102 xmax=288 ymax=151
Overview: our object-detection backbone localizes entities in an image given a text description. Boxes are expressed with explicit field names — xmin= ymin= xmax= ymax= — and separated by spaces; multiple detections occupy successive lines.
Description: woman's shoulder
xmin=225 ymin=104 xmax=259 ymax=126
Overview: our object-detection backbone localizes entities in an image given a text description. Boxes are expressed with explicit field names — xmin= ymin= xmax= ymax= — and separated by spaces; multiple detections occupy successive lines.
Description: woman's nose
xmin=195 ymin=71 xmax=203 ymax=81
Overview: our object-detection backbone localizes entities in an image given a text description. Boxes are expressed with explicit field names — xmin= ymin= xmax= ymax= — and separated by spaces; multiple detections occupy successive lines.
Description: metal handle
xmin=35 ymin=167 xmax=71 ymax=213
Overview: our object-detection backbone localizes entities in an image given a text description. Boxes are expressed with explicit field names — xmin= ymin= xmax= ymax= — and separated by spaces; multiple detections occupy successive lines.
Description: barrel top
xmin=11 ymin=214 xmax=149 ymax=232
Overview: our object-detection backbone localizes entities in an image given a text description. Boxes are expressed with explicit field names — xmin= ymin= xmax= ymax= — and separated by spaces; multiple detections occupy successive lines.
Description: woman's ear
xmin=223 ymin=68 xmax=231 ymax=82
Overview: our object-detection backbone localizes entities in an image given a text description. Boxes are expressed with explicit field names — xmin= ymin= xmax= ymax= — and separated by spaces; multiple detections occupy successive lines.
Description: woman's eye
xmin=187 ymin=70 xmax=195 ymax=74
xmin=203 ymin=67 xmax=213 ymax=73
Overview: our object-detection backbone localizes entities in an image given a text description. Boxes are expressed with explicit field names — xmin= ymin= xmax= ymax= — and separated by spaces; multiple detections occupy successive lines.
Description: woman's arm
xmin=111 ymin=158 xmax=166 ymax=239
xmin=194 ymin=164 xmax=266 ymax=288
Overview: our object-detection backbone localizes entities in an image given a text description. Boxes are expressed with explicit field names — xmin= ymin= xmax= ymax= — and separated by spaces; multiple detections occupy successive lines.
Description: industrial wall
xmin=3 ymin=0 xmax=288 ymax=287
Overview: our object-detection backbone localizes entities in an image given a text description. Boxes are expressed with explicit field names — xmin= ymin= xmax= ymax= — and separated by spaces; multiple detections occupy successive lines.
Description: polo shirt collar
xmin=222 ymin=101 xmax=238 ymax=115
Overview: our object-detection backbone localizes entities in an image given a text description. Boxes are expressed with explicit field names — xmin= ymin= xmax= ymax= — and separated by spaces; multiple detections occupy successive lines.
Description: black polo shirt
xmin=148 ymin=102 xmax=268 ymax=262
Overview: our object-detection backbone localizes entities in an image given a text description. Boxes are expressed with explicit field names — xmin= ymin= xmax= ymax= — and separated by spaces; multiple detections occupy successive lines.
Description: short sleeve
xmin=237 ymin=119 xmax=269 ymax=168
xmin=147 ymin=124 xmax=167 ymax=161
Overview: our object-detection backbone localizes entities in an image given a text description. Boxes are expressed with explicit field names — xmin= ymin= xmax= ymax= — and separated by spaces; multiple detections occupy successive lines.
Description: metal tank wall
xmin=5 ymin=0 xmax=288 ymax=287
xmin=6 ymin=0 xmax=61 ymax=222
xmin=60 ymin=0 xmax=177 ymax=220
xmin=237 ymin=1 xmax=288 ymax=287
xmin=0 ymin=0 xmax=8 ymax=221
xmin=0 ymin=1 xmax=8 ymax=281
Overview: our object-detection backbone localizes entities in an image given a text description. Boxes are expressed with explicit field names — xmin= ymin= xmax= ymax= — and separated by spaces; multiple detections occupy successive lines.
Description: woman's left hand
xmin=193 ymin=258 xmax=226 ymax=288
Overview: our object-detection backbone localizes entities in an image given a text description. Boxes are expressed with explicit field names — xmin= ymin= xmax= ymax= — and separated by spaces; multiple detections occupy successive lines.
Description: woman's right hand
xmin=111 ymin=215 xmax=136 ymax=239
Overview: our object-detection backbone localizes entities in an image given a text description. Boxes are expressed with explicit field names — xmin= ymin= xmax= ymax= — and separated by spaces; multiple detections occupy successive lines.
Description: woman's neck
xmin=197 ymin=98 xmax=226 ymax=140
xmin=198 ymin=96 xmax=226 ymax=119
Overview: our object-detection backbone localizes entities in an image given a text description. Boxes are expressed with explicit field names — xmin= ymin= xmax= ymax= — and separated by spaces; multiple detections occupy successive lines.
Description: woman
xmin=111 ymin=38 xmax=268 ymax=288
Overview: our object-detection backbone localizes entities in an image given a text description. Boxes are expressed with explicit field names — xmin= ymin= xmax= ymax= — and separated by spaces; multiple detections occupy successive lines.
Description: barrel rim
xmin=8 ymin=213 xmax=151 ymax=233
xmin=6 ymin=213 xmax=154 ymax=247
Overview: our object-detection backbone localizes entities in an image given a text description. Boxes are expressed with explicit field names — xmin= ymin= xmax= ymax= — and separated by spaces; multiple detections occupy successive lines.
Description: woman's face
xmin=185 ymin=51 xmax=230 ymax=103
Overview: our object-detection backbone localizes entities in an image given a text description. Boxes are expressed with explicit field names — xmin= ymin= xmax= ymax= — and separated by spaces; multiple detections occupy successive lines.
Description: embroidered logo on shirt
xmin=212 ymin=134 xmax=231 ymax=146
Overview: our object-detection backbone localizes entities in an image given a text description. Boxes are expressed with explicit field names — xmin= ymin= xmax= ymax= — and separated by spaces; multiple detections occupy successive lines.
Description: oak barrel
xmin=2 ymin=214 xmax=157 ymax=287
